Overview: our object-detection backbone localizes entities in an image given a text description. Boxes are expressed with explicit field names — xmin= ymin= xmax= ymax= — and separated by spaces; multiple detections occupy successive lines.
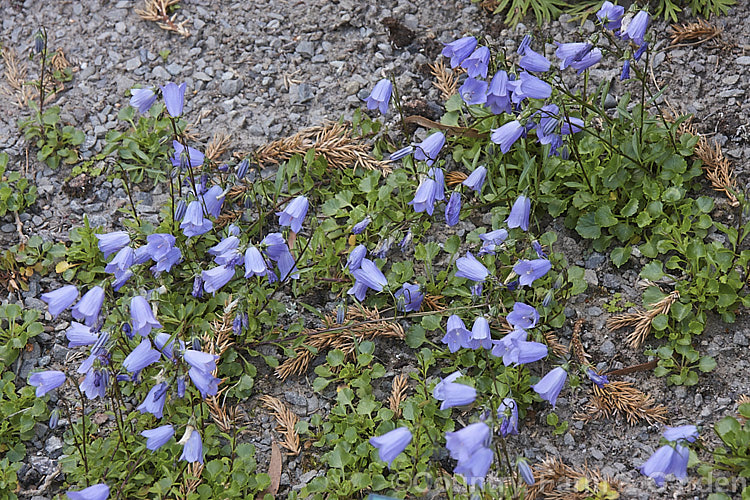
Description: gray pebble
xmin=221 ymin=79 xmax=244 ymax=97
xmin=736 ymin=56 xmax=750 ymax=65
xmin=284 ymin=391 xmax=307 ymax=406
xmin=296 ymin=41 xmax=315 ymax=58
xmin=600 ymin=339 xmax=616 ymax=357
xmin=125 ymin=56 xmax=141 ymax=71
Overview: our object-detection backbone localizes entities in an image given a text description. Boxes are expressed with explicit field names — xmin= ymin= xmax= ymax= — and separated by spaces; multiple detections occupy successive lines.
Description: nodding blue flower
xmin=597 ymin=1 xmax=625 ymax=30
xmin=506 ymin=195 xmax=531 ymax=231
xmin=639 ymin=443 xmax=689 ymax=487
xmin=587 ymin=368 xmax=610 ymax=388
xmin=413 ymin=132 xmax=446 ymax=166
xmin=370 ymin=427 xmax=412 ymax=468
xmin=479 ymin=229 xmax=508 ymax=255
xmin=352 ymin=216 xmax=371 ymax=235
xmin=429 ymin=167 xmax=445 ymax=201
xmin=261 ymin=233 xmax=288 ymax=261
xmin=395 ymin=283 xmax=423 ymax=312
xmin=663 ymin=425 xmax=699 ymax=443
xmin=179 ymin=426 xmax=205 ymax=464
xmin=131 ymin=296 xmax=162 ymax=336
xmin=410 ymin=176 xmax=439 ymax=215
xmin=28 ymin=370 xmax=66 ymax=397
xmin=66 ymin=483 xmax=110 ymax=500
xmin=170 ymin=141 xmax=205 ymax=169
xmin=365 ymin=79 xmax=393 ymax=115
xmin=141 ymin=424 xmax=175 ymax=451
xmin=33 ymin=30 xmax=45 ymax=54
xmin=442 ymin=36 xmax=478 ymax=68
xmin=462 ymin=165 xmax=487 ymax=193
xmin=143 ymin=233 xmax=173 ymax=261
xmin=468 ymin=316 xmax=493 ymax=350
xmin=104 ymin=246 xmax=134 ymax=277
xmin=177 ymin=376 xmax=186 ymax=398
xmin=620 ymin=10 xmax=649 ymax=46
xmin=244 ymin=245 xmax=267 ymax=278
xmin=350 ymin=258 xmax=387 ymax=295
xmin=620 ymin=60 xmax=631 ymax=80
xmin=507 ymin=302 xmax=540 ymax=330
xmin=634 ymin=42 xmax=648 ymax=61
xmin=161 ymin=82 xmax=187 ymax=117
xmin=208 ymin=236 xmax=241 ymax=266
xmin=461 ymin=46 xmax=490 ymax=78
xmin=555 ymin=42 xmax=590 ymax=70
xmin=200 ymin=185 xmax=225 ymax=219
xmin=188 ymin=366 xmax=221 ymax=397
xmin=181 ymin=201 xmax=213 ymax=238
xmin=389 ymin=145 xmax=414 ymax=162
xmin=470 ymin=282 xmax=483 ymax=297
xmin=154 ymin=332 xmax=182 ymax=360
xmin=184 ymin=349 xmax=219 ymax=373
xmin=513 ymin=258 xmax=552 ymax=286
xmin=498 ymin=335 xmax=548 ymax=366
xmin=487 ymin=70 xmax=512 ymax=115
xmin=455 ymin=252 xmax=489 ymax=282
xmin=570 ymin=46 xmax=603 ymax=73
xmin=433 ymin=371 xmax=477 ymax=410
xmin=491 ymin=120 xmax=524 ymax=154
xmin=80 ymin=367 xmax=108 ymax=400
xmin=442 ymin=315 xmax=471 ymax=352
xmin=520 ymin=47 xmax=551 ymax=72
xmin=347 ymin=280 xmax=369 ymax=302
xmin=532 ymin=366 xmax=567 ymax=407
xmin=445 ymin=192 xmax=462 ymax=226
xmin=202 ymin=265 xmax=236 ymax=294
xmin=49 ymin=408 xmax=60 ymax=429
xmin=454 ymin=446 xmax=494 ymax=487
xmin=459 ymin=77 xmax=488 ymax=106
xmin=151 ymin=248 xmax=182 ymax=275
xmin=518 ymin=34 xmax=532 ymax=54
xmin=137 ymin=381 xmax=168 ymax=418
xmin=277 ymin=195 xmax=309 ymax=234
xmin=518 ymin=458 xmax=535 ymax=485
xmin=498 ymin=397 xmax=519 ymax=436
xmin=96 ymin=231 xmax=130 ymax=258
xmin=509 ymin=71 xmax=552 ymax=103
xmin=130 ymin=87 xmax=157 ymax=114
xmin=41 ymin=285 xmax=78 ymax=318
xmin=276 ymin=248 xmax=300 ymax=281
xmin=123 ymin=338 xmax=161 ymax=373
xmin=445 ymin=422 xmax=491 ymax=463
xmin=72 ymin=286 xmax=105 ymax=327
xmin=346 ymin=244 xmax=367 ymax=271
xmin=236 ymin=158 xmax=250 ymax=179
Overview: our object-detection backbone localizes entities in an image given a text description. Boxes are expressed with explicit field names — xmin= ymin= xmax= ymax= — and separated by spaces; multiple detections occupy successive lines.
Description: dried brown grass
xmin=275 ymin=305 xmax=404 ymax=380
xmin=570 ymin=318 xmax=588 ymax=364
xmin=1 ymin=47 xmax=33 ymax=107
xmin=525 ymin=456 xmax=620 ymax=500
xmin=202 ymin=300 xmax=240 ymax=433
xmin=606 ymin=290 xmax=679 ymax=348
xmin=577 ymin=380 xmax=668 ymax=425
xmin=135 ymin=0 xmax=191 ymax=37
xmin=260 ymin=395 xmax=301 ymax=456
xmin=669 ymin=19 xmax=725 ymax=48
xmin=388 ymin=374 xmax=409 ymax=417
xmin=178 ymin=462 xmax=204 ymax=498
xmin=205 ymin=131 xmax=230 ymax=162
xmin=445 ymin=171 xmax=467 ymax=187
xmin=428 ymin=59 xmax=460 ymax=101
xmin=251 ymin=122 xmax=390 ymax=174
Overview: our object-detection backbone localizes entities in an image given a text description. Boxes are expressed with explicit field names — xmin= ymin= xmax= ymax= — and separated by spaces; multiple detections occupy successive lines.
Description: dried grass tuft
xmin=1 ymin=47 xmax=33 ymax=107
xmin=577 ymin=380 xmax=668 ymax=425
xmin=260 ymin=395 xmax=301 ymax=456
xmin=135 ymin=0 xmax=191 ymax=37
xmin=544 ymin=330 xmax=569 ymax=359
xmin=275 ymin=305 xmax=404 ymax=380
xmin=179 ymin=462 xmax=204 ymax=498
xmin=445 ymin=171 xmax=468 ymax=186
xmin=202 ymin=300 xmax=238 ymax=433
xmin=388 ymin=374 xmax=409 ymax=417
xmin=669 ymin=19 xmax=724 ymax=48
xmin=570 ymin=318 xmax=588 ymax=364
xmin=251 ymin=122 xmax=390 ymax=174
xmin=607 ymin=290 xmax=679 ymax=348
xmin=428 ymin=59 xmax=461 ymax=101
xmin=525 ymin=456 xmax=620 ymax=500
xmin=421 ymin=294 xmax=445 ymax=312
xmin=205 ymin=131 xmax=230 ymax=162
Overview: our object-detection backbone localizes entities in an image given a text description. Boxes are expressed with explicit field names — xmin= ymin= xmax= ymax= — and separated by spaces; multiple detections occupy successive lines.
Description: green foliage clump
xmin=0 ymin=152 xmax=37 ymax=217
xmin=18 ymin=105 xmax=85 ymax=169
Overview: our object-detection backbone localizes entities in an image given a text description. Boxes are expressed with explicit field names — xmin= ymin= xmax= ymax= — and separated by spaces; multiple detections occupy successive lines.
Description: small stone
xmin=69 ymin=200 xmax=84 ymax=214
xmin=722 ymin=75 xmax=740 ymax=85
xmin=125 ymin=56 xmax=141 ymax=71
xmin=652 ymin=52 xmax=666 ymax=69
xmin=296 ymin=41 xmax=315 ymax=58
xmin=73 ymin=3 xmax=83 ymax=15
xmin=284 ymin=391 xmax=307 ymax=406
xmin=586 ymin=306 xmax=603 ymax=317
xmin=152 ymin=66 xmax=171 ymax=80
xmin=563 ymin=433 xmax=575 ymax=446
xmin=599 ymin=339 xmax=615 ymax=357
xmin=736 ymin=56 xmax=750 ymax=66
xmin=220 ymin=79 xmax=243 ymax=97
xmin=733 ymin=331 xmax=749 ymax=346
xmin=166 ymin=63 xmax=182 ymax=76
xmin=45 ymin=436 xmax=63 ymax=454
xmin=584 ymin=269 xmax=599 ymax=287
xmin=29 ymin=456 xmax=56 ymax=476
xmin=585 ymin=253 xmax=606 ymax=269
xmin=115 ymin=22 xmax=126 ymax=34
xmin=1 ymin=223 xmax=14 ymax=233
xmin=603 ymin=94 xmax=617 ymax=109
xmin=591 ymin=449 xmax=604 ymax=460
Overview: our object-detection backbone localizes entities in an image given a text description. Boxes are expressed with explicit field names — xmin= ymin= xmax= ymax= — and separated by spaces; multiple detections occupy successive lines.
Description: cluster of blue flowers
xmin=28 ymin=81 xmax=319 ymax=499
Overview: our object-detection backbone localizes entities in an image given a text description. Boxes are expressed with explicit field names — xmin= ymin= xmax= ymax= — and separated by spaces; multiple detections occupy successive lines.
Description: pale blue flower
xmin=141 ymin=424 xmax=174 ymax=451
xmin=161 ymin=82 xmax=186 ymax=117
xmin=639 ymin=443 xmax=689 ymax=487
xmin=365 ymin=79 xmax=393 ymax=115
xmin=370 ymin=427 xmax=412 ymax=468
xmin=532 ymin=367 xmax=567 ymax=407
xmin=277 ymin=195 xmax=309 ymax=233
xmin=442 ymin=36 xmax=478 ymax=68
xmin=29 ymin=370 xmax=66 ymax=397
xmin=41 ymin=285 xmax=78 ymax=318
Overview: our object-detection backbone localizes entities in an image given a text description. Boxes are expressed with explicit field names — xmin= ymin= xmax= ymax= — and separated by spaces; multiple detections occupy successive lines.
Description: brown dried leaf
xmin=265 ymin=441 xmax=282 ymax=497
xmin=669 ymin=19 xmax=724 ymax=48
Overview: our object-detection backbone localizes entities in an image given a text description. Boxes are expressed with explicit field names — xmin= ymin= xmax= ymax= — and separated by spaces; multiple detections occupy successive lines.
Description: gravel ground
xmin=2 ymin=0 xmax=750 ymax=498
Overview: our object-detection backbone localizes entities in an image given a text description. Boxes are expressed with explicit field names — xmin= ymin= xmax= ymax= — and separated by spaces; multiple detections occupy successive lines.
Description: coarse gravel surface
xmin=2 ymin=0 xmax=750 ymax=498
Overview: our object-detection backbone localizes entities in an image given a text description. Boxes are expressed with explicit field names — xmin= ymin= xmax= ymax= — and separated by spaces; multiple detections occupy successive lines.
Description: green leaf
xmin=405 ymin=325 xmax=426 ymax=348
xmin=651 ymin=314 xmax=668 ymax=331
xmin=698 ymin=356 xmax=716 ymax=372
xmin=594 ymin=205 xmax=617 ymax=227
xmin=610 ymin=246 xmax=631 ymax=267
xmin=640 ymin=262 xmax=664 ymax=281
xmin=575 ymin=212 xmax=601 ymax=239
xmin=621 ymin=198 xmax=639 ymax=217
